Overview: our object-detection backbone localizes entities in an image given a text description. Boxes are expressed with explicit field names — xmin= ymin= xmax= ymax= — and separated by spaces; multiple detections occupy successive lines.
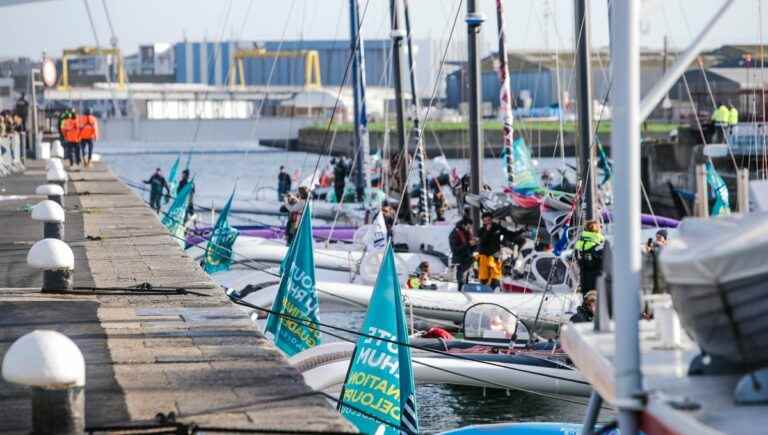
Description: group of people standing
xmin=709 ymin=102 xmax=739 ymax=143
xmin=58 ymin=108 xmax=99 ymax=169
xmin=449 ymin=213 xmax=526 ymax=291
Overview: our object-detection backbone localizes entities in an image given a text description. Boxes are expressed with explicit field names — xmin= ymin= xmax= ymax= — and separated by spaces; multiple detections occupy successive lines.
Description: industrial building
xmin=172 ymin=39 xmax=444 ymax=96
xmin=445 ymin=49 xmax=674 ymax=113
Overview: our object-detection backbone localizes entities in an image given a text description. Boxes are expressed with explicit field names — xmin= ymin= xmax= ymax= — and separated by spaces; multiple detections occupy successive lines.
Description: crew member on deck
xmin=277 ymin=166 xmax=292 ymax=202
xmin=449 ymin=217 xmax=476 ymax=291
xmin=144 ymin=168 xmax=170 ymax=214
xmin=477 ymin=212 xmax=526 ymax=290
xmin=574 ymin=220 xmax=605 ymax=295
xmin=332 ymin=158 xmax=349 ymax=203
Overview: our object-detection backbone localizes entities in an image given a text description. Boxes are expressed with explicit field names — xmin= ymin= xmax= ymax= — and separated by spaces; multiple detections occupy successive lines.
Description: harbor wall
xmin=99 ymin=117 xmax=320 ymax=143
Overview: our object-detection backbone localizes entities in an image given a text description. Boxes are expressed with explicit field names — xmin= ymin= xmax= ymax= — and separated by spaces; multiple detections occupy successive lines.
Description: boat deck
xmin=561 ymin=318 xmax=768 ymax=434
xmin=0 ymin=161 xmax=353 ymax=433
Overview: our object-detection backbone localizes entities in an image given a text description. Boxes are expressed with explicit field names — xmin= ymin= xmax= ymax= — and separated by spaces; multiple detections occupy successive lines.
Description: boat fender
xmin=422 ymin=327 xmax=454 ymax=341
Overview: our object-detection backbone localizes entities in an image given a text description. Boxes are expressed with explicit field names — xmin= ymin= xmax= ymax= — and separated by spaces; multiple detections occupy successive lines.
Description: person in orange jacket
xmin=78 ymin=109 xmax=98 ymax=167
xmin=62 ymin=110 xmax=82 ymax=167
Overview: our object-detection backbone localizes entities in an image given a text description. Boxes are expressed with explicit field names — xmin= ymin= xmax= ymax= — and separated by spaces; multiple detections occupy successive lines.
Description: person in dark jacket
xmin=15 ymin=93 xmax=29 ymax=131
xmin=449 ymin=218 xmax=476 ymax=291
xmin=570 ymin=290 xmax=597 ymax=323
xmin=477 ymin=213 xmax=526 ymax=289
xmin=143 ymin=168 xmax=170 ymax=214
xmin=177 ymin=169 xmax=195 ymax=223
xmin=333 ymin=158 xmax=348 ymax=203
xmin=277 ymin=166 xmax=292 ymax=201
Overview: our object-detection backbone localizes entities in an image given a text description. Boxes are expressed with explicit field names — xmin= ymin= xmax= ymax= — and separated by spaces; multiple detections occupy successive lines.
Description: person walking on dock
xmin=144 ymin=168 xmax=170 ymax=214
xmin=177 ymin=169 xmax=195 ymax=223
xmin=277 ymin=166 xmax=292 ymax=202
xmin=62 ymin=110 xmax=82 ymax=168
xmin=477 ymin=213 xmax=526 ymax=290
xmin=78 ymin=109 xmax=98 ymax=167
xmin=574 ymin=220 xmax=605 ymax=295
xmin=449 ymin=217 xmax=476 ymax=291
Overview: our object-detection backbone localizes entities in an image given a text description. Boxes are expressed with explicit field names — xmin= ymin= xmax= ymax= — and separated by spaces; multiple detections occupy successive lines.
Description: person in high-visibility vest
xmin=62 ymin=111 xmax=82 ymax=168
xmin=78 ymin=109 xmax=99 ymax=167
xmin=574 ymin=220 xmax=605 ymax=295
xmin=728 ymin=103 xmax=739 ymax=127
xmin=711 ymin=104 xmax=730 ymax=142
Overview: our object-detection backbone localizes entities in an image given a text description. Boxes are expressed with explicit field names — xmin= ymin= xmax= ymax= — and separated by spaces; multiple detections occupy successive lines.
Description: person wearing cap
xmin=449 ymin=217 xmax=476 ymax=291
xmin=574 ymin=220 xmax=605 ymax=295
xmin=144 ymin=168 xmax=170 ymax=214
xmin=644 ymin=229 xmax=668 ymax=254
xmin=570 ymin=290 xmax=597 ymax=323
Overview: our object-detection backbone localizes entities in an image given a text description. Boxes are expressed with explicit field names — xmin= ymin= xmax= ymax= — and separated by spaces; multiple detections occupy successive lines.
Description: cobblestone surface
xmin=0 ymin=161 xmax=354 ymax=433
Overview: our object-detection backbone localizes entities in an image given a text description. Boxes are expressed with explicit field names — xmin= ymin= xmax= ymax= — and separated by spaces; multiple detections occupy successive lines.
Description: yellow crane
xmin=228 ymin=48 xmax=322 ymax=89
xmin=59 ymin=46 xmax=127 ymax=90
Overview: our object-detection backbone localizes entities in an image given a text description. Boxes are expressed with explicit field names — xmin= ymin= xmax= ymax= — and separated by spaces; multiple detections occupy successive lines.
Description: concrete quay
xmin=0 ymin=160 xmax=353 ymax=433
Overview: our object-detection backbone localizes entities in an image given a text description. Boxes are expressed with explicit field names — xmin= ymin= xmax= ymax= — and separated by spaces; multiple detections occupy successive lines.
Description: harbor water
xmin=101 ymin=141 xmax=602 ymax=433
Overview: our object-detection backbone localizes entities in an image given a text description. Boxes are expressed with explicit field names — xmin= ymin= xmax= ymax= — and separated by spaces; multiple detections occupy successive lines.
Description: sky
xmin=0 ymin=0 xmax=766 ymax=59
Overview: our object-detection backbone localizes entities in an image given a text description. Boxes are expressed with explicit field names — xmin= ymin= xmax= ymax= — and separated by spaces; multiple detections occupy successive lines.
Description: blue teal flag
xmin=597 ymin=141 xmax=613 ymax=186
xmin=706 ymin=161 xmax=731 ymax=216
xmin=339 ymin=245 xmax=419 ymax=435
xmin=166 ymin=155 xmax=181 ymax=201
xmin=203 ymin=189 xmax=239 ymax=273
xmin=266 ymin=204 xmax=321 ymax=356
xmin=501 ymin=137 xmax=539 ymax=194
xmin=162 ymin=179 xmax=194 ymax=243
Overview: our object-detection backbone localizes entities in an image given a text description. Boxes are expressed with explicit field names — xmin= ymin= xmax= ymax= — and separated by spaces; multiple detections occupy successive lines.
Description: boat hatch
xmin=462 ymin=303 xmax=532 ymax=345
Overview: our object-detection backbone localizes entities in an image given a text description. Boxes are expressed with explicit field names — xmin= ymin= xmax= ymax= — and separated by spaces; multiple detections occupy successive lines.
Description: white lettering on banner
xmin=356 ymin=347 xmax=400 ymax=377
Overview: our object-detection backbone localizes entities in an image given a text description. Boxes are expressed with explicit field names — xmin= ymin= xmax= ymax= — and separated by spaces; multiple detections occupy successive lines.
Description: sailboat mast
xmin=574 ymin=0 xmax=597 ymax=221
xmin=466 ymin=0 xmax=485 ymax=231
xmin=495 ymin=0 xmax=515 ymax=187
xmin=390 ymin=0 xmax=413 ymax=224
xmin=350 ymin=0 xmax=370 ymax=202
xmin=403 ymin=0 xmax=429 ymax=225
xmin=611 ymin=0 xmax=642 ymax=433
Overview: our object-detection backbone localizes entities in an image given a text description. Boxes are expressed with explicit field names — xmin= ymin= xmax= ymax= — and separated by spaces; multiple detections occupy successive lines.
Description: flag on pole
xmin=365 ymin=211 xmax=389 ymax=252
xmin=203 ymin=189 xmax=239 ymax=273
xmin=266 ymin=204 xmax=321 ymax=356
xmin=162 ymin=179 xmax=194 ymax=243
xmin=706 ymin=161 xmax=731 ymax=216
xmin=339 ymin=244 xmax=419 ymax=434
xmin=166 ymin=155 xmax=181 ymax=201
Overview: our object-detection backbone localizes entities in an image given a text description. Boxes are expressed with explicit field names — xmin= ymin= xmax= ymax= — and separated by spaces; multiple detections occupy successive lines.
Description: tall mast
xmin=466 ymin=0 xmax=485 ymax=232
xmin=403 ymin=0 xmax=429 ymax=225
xmin=495 ymin=0 xmax=515 ymax=187
xmin=611 ymin=0 xmax=642 ymax=433
xmin=574 ymin=0 xmax=597 ymax=221
xmin=390 ymin=0 xmax=413 ymax=224
xmin=350 ymin=0 xmax=370 ymax=202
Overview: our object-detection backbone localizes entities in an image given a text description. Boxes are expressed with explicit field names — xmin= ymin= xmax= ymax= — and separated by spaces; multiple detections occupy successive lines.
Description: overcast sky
xmin=0 ymin=0 xmax=765 ymax=59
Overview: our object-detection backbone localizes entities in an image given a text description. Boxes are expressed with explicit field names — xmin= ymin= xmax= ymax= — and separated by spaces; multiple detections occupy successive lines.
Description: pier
xmin=0 ymin=160 xmax=353 ymax=433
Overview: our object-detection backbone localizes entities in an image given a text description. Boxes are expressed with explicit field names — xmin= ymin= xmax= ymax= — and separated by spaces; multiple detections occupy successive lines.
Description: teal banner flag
xmin=706 ymin=161 xmax=731 ymax=216
xmin=339 ymin=245 xmax=419 ymax=434
xmin=502 ymin=137 xmax=539 ymax=194
xmin=166 ymin=155 xmax=181 ymax=203
xmin=266 ymin=204 xmax=321 ymax=356
xmin=203 ymin=189 xmax=239 ymax=273
xmin=162 ymin=179 xmax=193 ymax=243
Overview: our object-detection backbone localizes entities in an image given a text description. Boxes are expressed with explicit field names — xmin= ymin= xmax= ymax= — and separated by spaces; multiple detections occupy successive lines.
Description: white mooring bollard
xmin=35 ymin=184 xmax=65 ymax=207
xmin=46 ymin=166 xmax=68 ymax=195
xmin=31 ymin=200 xmax=65 ymax=240
xmin=2 ymin=330 xmax=85 ymax=434
xmin=50 ymin=140 xmax=65 ymax=160
xmin=27 ymin=239 xmax=74 ymax=292
xmin=46 ymin=158 xmax=63 ymax=172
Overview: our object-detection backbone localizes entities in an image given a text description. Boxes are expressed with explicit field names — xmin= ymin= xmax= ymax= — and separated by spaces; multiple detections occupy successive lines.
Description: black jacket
xmin=477 ymin=223 xmax=525 ymax=256
xmin=570 ymin=305 xmax=594 ymax=323
xmin=449 ymin=226 xmax=474 ymax=265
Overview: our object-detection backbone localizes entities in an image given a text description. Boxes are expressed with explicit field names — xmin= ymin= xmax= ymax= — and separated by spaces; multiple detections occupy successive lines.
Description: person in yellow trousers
xmin=476 ymin=212 xmax=526 ymax=290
